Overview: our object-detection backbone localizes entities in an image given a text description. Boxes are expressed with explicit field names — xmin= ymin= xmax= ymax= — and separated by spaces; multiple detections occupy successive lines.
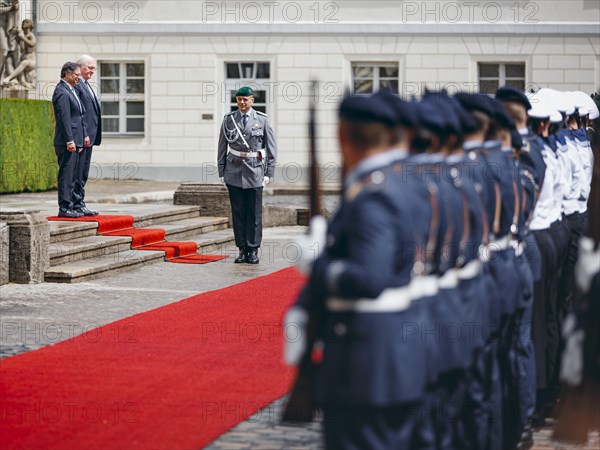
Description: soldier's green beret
xmin=235 ymin=86 xmax=254 ymax=97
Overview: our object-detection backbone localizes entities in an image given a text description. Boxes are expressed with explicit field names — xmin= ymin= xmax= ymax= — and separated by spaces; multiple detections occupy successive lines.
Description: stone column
xmin=0 ymin=222 xmax=9 ymax=285
xmin=0 ymin=211 xmax=49 ymax=283
xmin=174 ymin=183 xmax=232 ymax=225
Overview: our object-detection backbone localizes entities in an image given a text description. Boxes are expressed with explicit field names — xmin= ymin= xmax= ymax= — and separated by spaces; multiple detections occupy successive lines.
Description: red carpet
xmin=103 ymin=228 xmax=166 ymax=247
xmin=47 ymin=215 xmax=227 ymax=264
xmin=47 ymin=214 xmax=136 ymax=233
xmin=0 ymin=267 xmax=304 ymax=450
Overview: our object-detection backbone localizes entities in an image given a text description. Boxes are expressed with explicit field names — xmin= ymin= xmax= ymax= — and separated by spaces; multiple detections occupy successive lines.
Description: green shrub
xmin=0 ymin=98 xmax=56 ymax=193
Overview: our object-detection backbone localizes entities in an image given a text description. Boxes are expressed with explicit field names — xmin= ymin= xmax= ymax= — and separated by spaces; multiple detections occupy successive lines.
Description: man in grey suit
xmin=217 ymin=86 xmax=277 ymax=264
xmin=73 ymin=54 xmax=102 ymax=216
xmin=52 ymin=61 xmax=89 ymax=218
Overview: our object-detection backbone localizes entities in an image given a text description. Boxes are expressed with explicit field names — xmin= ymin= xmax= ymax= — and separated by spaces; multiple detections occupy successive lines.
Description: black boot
xmin=234 ymin=248 xmax=247 ymax=263
xmin=247 ymin=248 xmax=259 ymax=264
xmin=516 ymin=422 xmax=534 ymax=450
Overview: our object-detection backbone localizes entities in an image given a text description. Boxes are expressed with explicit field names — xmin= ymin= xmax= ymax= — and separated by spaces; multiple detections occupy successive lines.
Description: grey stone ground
xmin=1 ymin=180 xmax=598 ymax=449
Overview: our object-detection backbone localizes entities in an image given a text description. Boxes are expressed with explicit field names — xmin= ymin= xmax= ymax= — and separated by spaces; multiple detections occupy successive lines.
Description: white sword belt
xmin=228 ymin=146 xmax=265 ymax=159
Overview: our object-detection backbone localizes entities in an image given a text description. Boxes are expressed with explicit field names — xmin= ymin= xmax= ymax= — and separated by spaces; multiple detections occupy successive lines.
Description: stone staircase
xmin=45 ymin=206 xmax=233 ymax=283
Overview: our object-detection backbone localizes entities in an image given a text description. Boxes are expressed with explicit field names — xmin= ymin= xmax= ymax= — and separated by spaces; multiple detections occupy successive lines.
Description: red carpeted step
xmin=47 ymin=215 xmax=135 ymax=233
xmin=102 ymin=228 xmax=166 ymax=247
xmin=47 ymin=215 xmax=228 ymax=265
xmin=0 ymin=267 xmax=304 ymax=450
xmin=169 ymin=254 xmax=228 ymax=264
xmin=140 ymin=241 xmax=199 ymax=259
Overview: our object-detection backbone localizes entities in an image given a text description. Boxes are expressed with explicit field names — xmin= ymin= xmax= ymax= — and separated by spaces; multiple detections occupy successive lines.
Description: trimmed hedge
xmin=0 ymin=98 xmax=56 ymax=193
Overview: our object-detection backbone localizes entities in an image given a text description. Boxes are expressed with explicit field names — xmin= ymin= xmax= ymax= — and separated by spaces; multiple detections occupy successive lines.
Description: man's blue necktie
xmin=242 ymin=114 xmax=248 ymax=128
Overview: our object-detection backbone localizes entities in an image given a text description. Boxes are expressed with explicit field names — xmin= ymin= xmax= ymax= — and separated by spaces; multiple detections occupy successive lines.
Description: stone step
xmin=184 ymin=229 xmax=236 ymax=254
xmin=48 ymin=217 xmax=230 ymax=267
xmin=49 ymin=221 xmax=98 ymax=244
xmin=129 ymin=206 xmax=202 ymax=228
xmin=44 ymin=228 xmax=235 ymax=283
xmin=48 ymin=206 xmax=204 ymax=244
xmin=44 ymin=249 xmax=166 ymax=283
xmin=49 ymin=235 xmax=132 ymax=267
xmin=158 ymin=217 xmax=229 ymax=240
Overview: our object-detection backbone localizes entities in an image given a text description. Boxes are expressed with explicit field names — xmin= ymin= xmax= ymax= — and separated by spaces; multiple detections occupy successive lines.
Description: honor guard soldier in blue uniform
xmin=217 ymin=86 xmax=277 ymax=264
xmin=414 ymin=92 xmax=473 ymax=450
xmin=526 ymin=98 xmax=563 ymax=425
xmin=496 ymin=86 xmax=545 ymax=450
xmin=542 ymin=105 xmax=573 ymax=411
xmin=482 ymin=98 xmax=528 ymax=450
xmin=285 ymin=93 xmax=428 ymax=450
xmin=455 ymin=92 xmax=505 ymax=450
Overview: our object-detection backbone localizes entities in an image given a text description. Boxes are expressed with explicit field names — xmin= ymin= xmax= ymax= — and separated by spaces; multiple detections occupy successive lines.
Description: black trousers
xmin=546 ymin=219 xmax=571 ymax=395
xmin=561 ymin=212 xmax=584 ymax=309
xmin=531 ymin=229 xmax=556 ymax=391
xmin=55 ymin=146 xmax=80 ymax=211
xmin=226 ymin=184 xmax=263 ymax=250
xmin=73 ymin=146 xmax=94 ymax=209
xmin=323 ymin=403 xmax=423 ymax=450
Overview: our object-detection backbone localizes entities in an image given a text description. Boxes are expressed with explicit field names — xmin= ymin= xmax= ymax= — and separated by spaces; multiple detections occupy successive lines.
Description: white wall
xmin=31 ymin=1 xmax=600 ymax=181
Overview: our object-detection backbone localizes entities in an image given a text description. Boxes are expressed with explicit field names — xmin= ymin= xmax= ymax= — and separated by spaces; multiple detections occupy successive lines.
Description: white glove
xmin=220 ymin=177 xmax=225 ymax=185
xmin=560 ymin=313 xmax=584 ymax=386
xmin=283 ymin=306 xmax=308 ymax=366
xmin=296 ymin=215 xmax=327 ymax=275
xmin=575 ymin=236 xmax=600 ymax=293
xmin=263 ymin=176 xmax=270 ymax=187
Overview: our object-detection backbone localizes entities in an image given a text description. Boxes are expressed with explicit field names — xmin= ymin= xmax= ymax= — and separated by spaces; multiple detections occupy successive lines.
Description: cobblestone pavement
xmin=206 ymin=400 xmax=599 ymax=450
xmin=1 ymin=181 xmax=598 ymax=449
xmin=0 ymin=226 xmax=305 ymax=357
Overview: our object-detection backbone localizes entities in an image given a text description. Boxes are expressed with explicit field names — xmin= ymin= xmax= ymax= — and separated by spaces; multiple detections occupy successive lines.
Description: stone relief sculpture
xmin=1 ymin=1 xmax=36 ymax=91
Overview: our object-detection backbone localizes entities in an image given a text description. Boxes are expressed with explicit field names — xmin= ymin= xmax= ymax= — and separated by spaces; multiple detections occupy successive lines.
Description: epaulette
xmin=256 ymin=111 xmax=267 ymax=117
xmin=344 ymin=170 xmax=386 ymax=203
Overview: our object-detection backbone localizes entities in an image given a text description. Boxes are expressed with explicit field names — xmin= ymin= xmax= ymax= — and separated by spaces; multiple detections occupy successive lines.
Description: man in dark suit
xmin=217 ymin=86 xmax=277 ymax=264
xmin=52 ymin=61 xmax=88 ymax=218
xmin=73 ymin=55 xmax=101 ymax=216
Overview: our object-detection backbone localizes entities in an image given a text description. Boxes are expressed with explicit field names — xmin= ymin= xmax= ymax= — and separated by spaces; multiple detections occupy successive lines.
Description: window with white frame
xmin=352 ymin=63 xmax=399 ymax=94
xmin=98 ymin=62 xmax=145 ymax=135
xmin=225 ymin=62 xmax=270 ymax=114
xmin=478 ymin=62 xmax=525 ymax=95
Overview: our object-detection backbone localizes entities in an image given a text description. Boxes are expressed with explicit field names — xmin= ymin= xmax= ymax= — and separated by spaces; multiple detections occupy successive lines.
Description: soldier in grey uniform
xmin=217 ymin=86 xmax=277 ymax=264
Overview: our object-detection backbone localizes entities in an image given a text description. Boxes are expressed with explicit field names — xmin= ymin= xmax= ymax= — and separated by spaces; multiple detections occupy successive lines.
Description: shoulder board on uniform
xmin=256 ymin=111 xmax=267 ymax=117
xmin=344 ymin=170 xmax=386 ymax=202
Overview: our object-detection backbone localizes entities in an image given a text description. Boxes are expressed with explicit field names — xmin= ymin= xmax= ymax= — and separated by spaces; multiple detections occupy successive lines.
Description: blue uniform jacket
xmin=296 ymin=150 xmax=427 ymax=406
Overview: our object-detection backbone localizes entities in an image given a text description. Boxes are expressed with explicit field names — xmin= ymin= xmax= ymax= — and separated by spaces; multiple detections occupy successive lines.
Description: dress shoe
xmin=234 ymin=248 xmax=247 ymax=264
xmin=246 ymin=248 xmax=259 ymax=264
xmin=516 ymin=423 xmax=534 ymax=450
xmin=75 ymin=207 xmax=99 ymax=216
xmin=58 ymin=209 xmax=83 ymax=218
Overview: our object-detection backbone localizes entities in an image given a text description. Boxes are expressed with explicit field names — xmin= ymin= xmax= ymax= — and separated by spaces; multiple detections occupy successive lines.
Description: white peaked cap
xmin=526 ymin=91 xmax=559 ymax=120
xmin=537 ymin=88 xmax=576 ymax=115
xmin=550 ymin=109 xmax=563 ymax=123
xmin=577 ymin=92 xmax=599 ymax=119
xmin=567 ymin=91 xmax=588 ymax=109
xmin=589 ymin=102 xmax=600 ymax=120
xmin=564 ymin=91 xmax=599 ymax=119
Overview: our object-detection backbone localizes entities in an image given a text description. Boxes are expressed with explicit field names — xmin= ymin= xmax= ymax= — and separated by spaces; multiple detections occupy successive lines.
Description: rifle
xmin=281 ymin=80 xmax=321 ymax=423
